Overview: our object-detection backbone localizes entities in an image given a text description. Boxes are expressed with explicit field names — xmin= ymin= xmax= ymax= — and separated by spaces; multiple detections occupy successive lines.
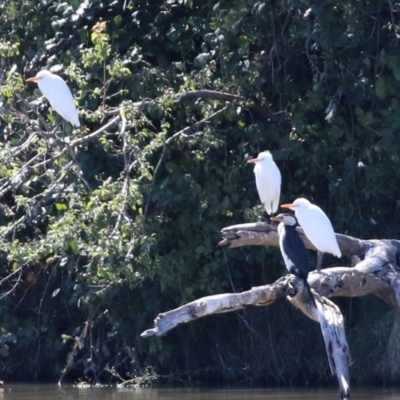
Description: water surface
xmin=2 ymin=384 xmax=400 ymax=400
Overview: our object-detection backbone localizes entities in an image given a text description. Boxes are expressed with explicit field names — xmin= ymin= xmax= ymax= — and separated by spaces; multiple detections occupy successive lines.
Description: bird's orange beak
xmin=26 ymin=76 xmax=39 ymax=83
xmin=281 ymin=203 xmax=296 ymax=209
xmin=270 ymin=216 xmax=282 ymax=222
xmin=247 ymin=158 xmax=260 ymax=164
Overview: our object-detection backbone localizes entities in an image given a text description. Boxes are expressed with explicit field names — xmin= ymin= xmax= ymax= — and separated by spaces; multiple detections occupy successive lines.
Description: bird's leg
xmin=256 ymin=210 xmax=268 ymax=225
xmin=60 ymin=121 xmax=73 ymax=143
xmin=51 ymin=121 xmax=62 ymax=136
xmin=256 ymin=219 xmax=266 ymax=226
xmin=269 ymin=200 xmax=274 ymax=215
xmin=50 ymin=125 xmax=58 ymax=137
xmin=287 ymin=277 xmax=297 ymax=297
xmin=316 ymin=251 xmax=324 ymax=272
xmin=50 ymin=121 xmax=63 ymax=143
xmin=61 ymin=121 xmax=66 ymax=140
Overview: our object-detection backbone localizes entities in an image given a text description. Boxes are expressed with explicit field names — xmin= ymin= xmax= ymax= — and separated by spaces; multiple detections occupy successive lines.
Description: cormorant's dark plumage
xmin=271 ymin=213 xmax=316 ymax=306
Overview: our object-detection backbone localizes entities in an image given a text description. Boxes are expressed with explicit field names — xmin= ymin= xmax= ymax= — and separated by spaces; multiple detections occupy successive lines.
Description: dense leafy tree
xmin=0 ymin=0 xmax=398 ymax=385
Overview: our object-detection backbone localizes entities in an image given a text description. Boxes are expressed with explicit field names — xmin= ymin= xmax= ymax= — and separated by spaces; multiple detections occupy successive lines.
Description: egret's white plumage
xmin=281 ymin=198 xmax=341 ymax=258
xmin=26 ymin=70 xmax=80 ymax=127
xmin=247 ymin=151 xmax=281 ymax=215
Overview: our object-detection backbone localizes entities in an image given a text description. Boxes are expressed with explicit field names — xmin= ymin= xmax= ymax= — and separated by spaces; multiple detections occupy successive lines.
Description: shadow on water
xmin=2 ymin=385 xmax=400 ymax=400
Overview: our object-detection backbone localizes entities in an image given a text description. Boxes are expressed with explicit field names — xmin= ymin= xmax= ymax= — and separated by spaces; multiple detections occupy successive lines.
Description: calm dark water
xmin=2 ymin=385 xmax=400 ymax=400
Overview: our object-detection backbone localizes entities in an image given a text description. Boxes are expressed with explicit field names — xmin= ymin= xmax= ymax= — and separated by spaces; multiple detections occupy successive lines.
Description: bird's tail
xmin=303 ymin=277 xmax=316 ymax=307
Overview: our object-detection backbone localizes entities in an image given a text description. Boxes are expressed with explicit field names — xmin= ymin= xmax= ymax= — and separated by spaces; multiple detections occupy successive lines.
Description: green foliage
xmin=0 ymin=0 xmax=397 ymax=386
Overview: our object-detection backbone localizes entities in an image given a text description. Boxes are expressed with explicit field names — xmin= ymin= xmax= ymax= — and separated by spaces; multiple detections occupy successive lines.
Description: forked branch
xmin=142 ymin=221 xmax=400 ymax=399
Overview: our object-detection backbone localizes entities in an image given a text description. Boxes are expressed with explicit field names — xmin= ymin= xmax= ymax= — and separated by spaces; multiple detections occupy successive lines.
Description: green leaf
xmin=68 ymin=240 xmax=79 ymax=255
xmin=55 ymin=203 xmax=68 ymax=211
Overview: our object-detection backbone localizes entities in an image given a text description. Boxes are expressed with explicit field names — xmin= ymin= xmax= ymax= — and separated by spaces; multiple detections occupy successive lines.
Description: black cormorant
xmin=271 ymin=213 xmax=316 ymax=306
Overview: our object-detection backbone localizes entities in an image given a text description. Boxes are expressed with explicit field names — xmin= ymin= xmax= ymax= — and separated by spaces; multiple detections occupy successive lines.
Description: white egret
xmin=271 ymin=213 xmax=316 ymax=306
xmin=26 ymin=70 xmax=80 ymax=127
xmin=281 ymin=198 xmax=341 ymax=271
xmin=247 ymin=151 xmax=281 ymax=215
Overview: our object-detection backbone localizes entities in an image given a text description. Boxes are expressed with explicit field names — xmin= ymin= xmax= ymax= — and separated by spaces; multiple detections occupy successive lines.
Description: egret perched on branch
xmin=26 ymin=70 xmax=80 ymax=127
xmin=271 ymin=213 xmax=316 ymax=306
xmin=247 ymin=151 xmax=281 ymax=215
xmin=281 ymin=198 xmax=341 ymax=271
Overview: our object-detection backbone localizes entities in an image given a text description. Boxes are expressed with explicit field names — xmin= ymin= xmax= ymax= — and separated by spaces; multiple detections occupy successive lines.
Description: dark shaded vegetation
xmin=0 ymin=0 xmax=398 ymax=385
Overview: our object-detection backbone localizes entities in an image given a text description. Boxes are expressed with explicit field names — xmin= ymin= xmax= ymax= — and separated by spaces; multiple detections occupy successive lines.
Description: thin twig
xmin=388 ymin=0 xmax=400 ymax=39
xmin=0 ymin=151 xmax=44 ymax=196
xmin=58 ymin=320 xmax=90 ymax=385
xmin=0 ymin=267 xmax=22 ymax=285
xmin=0 ymin=268 xmax=23 ymax=299
xmin=1 ymin=160 xmax=75 ymax=239
xmin=17 ymin=94 xmax=50 ymax=133
xmin=70 ymin=115 xmax=121 ymax=147
xmin=111 ymin=110 xmax=130 ymax=237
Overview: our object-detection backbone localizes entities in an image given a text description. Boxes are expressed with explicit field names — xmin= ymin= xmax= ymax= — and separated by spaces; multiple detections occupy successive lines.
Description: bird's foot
xmin=316 ymin=251 xmax=324 ymax=272
xmin=256 ymin=215 xmax=268 ymax=226
xmin=287 ymin=280 xmax=297 ymax=297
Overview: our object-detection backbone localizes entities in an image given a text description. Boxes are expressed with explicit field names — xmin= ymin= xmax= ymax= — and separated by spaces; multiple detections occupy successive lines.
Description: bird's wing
xmin=282 ymin=227 xmax=310 ymax=275
xmin=254 ymin=163 xmax=281 ymax=214
xmin=298 ymin=207 xmax=341 ymax=257
xmin=40 ymin=77 xmax=80 ymax=127
xmin=270 ymin=163 xmax=282 ymax=213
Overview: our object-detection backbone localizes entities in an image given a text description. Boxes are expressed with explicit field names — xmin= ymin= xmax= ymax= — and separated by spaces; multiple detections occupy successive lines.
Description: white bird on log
xmin=281 ymin=197 xmax=341 ymax=271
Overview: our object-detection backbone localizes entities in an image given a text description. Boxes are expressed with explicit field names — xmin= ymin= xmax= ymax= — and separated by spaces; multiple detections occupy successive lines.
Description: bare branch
xmin=16 ymin=94 xmax=50 ymax=133
xmin=0 ymin=267 xmax=23 ymax=299
xmin=58 ymin=320 xmax=90 ymax=386
xmin=219 ymin=221 xmax=369 ymax=257
xmin=71 ymin=115 xmax=121 ymax=147
xmin=0 ymin=160 xmax=75 ymax=239
xmin=174 ymin=90 xmax=286 ymax=120
xmin=140 ymin=275 xmax=351 ymax=399
xmin=0 ymin=151 xmax=44 ymax=196
xmin=175 ymin=90 xmax=246 ymax=103
xmin=141 ymin=275 xmax=292 ymax=338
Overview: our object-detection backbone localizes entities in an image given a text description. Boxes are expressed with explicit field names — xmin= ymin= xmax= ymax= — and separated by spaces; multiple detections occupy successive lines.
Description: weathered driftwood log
xmin=219 ymin=222 xmax=400 ymax=307
xmin=289 ymin=288 xmax=350 ymax=400
xmin=141 ymin=221 xmax=400 ymax=400
xmin=141 ymin=277 xmax=350 ymax=399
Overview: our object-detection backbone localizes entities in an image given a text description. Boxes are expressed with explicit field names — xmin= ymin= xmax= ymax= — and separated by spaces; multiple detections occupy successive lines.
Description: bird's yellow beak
xmin=281 ymin=203 xmax=296 ymax=209
xmin=270 ymin=216 xmax=282 ymax=222
xmin=26 ymin=76 xmax=40 ymax=83
xmin=247 ymin=158 xmax=260 ymax=164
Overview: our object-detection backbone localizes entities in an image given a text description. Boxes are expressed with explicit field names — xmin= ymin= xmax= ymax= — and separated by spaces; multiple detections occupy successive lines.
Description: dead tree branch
xmin=142 ymin=221 xmax=400 ymax=399
xmin=218 ymin=221 xmax=367 ymax=256
xmin=141 ymin=275 xmax=292 ymax=337
xmin=175 ymin=90 xmax=246 ymax=103
xmin=174 ymin=90 xmax=285 ymax=120
xmin=141 ymin=274 xmax=350 ymax=399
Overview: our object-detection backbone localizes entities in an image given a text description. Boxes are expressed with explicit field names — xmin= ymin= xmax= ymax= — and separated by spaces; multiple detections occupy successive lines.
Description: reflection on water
xmin=1 ymin=384 xmax=400 ymax=400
